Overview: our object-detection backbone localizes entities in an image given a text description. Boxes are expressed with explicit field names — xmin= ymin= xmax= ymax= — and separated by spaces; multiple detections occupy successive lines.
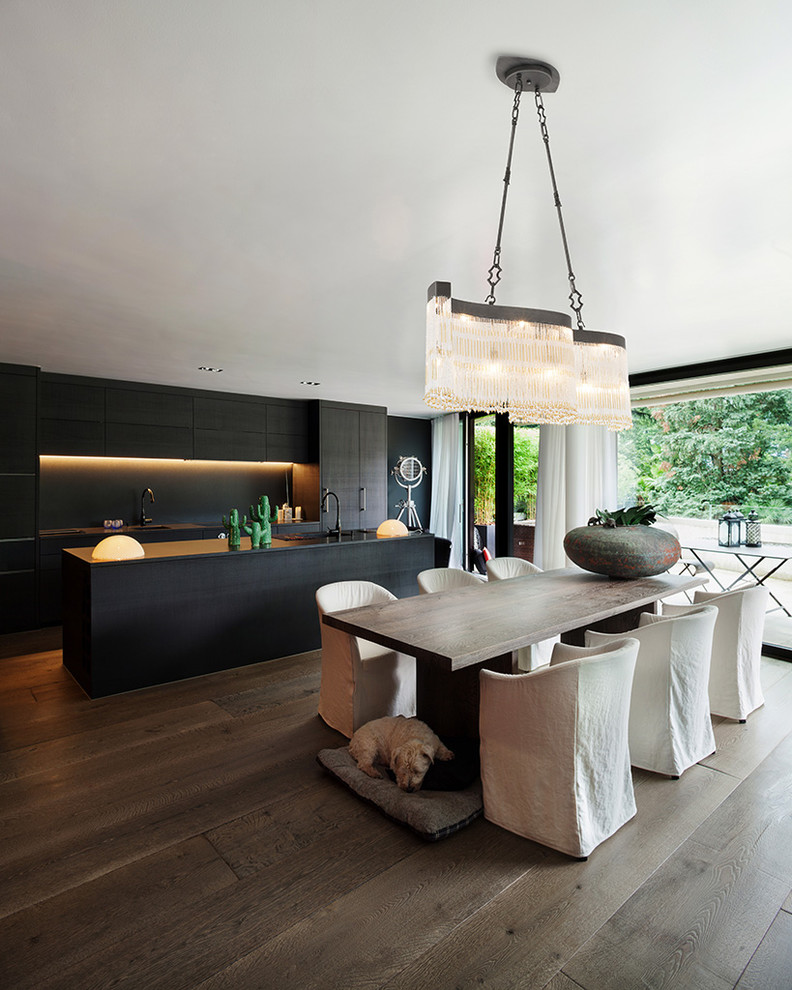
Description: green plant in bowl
xmin=588 ymin=504 xmax=657 ymax=528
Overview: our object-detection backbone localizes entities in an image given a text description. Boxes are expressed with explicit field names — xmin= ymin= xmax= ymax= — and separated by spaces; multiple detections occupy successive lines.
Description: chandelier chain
xmin=485 ymin=76 xmax=523 ymax=304
xmin=534 ymin=88 xmax=585 ymax=330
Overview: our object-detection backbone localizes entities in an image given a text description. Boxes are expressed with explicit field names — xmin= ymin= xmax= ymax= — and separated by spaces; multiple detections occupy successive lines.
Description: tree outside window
xmin=473 ymin=416 xmax=539 ymax=525
xmin=618 ymin=390 xmax=792 ymax=524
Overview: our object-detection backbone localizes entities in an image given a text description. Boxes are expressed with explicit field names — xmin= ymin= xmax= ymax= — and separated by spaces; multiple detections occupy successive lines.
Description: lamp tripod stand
xmin=392 ymin=456 xmax=427 ymax=530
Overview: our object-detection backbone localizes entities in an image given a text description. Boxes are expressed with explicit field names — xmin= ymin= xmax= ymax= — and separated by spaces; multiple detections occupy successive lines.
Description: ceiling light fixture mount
xmin=495 ymin=56 xmax=559 ymax=93
xmin=424 ymin=55 xmax=631 ymax=430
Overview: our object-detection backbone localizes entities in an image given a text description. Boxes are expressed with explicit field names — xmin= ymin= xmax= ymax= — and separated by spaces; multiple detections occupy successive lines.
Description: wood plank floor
xmin=0 ymin=628 xmax=791 ymax=990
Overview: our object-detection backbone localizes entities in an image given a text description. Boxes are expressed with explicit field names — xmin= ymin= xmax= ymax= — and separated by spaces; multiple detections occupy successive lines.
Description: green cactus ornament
xmin=241 ymin=515 xmax=263 ymax=548
xmin=221 ymin=508 xmax=241 ymax=550
xmin=251 ymin=495 xmax=272 ymax=546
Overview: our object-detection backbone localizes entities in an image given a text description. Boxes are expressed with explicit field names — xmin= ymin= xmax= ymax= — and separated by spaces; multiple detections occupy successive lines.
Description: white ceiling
xmin=1 ymin=1 xmax=791 ymax=418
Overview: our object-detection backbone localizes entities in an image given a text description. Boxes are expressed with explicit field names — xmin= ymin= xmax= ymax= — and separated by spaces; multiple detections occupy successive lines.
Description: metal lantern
xmin=718 ymin=510 xmax=742 ymax=547
xmin=733 ymin=509 xmax=746 ymax=545
xmin=745 ymin=509 xmax=762 ymax=548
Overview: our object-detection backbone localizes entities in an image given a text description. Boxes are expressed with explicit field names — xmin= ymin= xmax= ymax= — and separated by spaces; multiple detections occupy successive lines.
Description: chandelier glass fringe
xmin=424 ymin=282 xmax=580 ymax=425
xmin=573 ymin=329 xmax=632 ymax=430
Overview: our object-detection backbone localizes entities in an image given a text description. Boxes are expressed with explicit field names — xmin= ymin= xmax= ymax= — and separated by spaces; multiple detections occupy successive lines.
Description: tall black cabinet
xmin=0 ymin=364 xmax=38 ymax=632
xmin=319 ymin=401 xmax=387 ymax=532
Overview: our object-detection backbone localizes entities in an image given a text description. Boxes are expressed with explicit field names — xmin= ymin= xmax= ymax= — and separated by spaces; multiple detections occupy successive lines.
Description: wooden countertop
xmin=64 ymin=530 xmax=432 ymax=564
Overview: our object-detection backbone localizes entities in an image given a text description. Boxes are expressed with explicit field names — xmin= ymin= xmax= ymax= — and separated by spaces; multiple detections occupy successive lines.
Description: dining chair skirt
xmin=316 ymin=580 xmax=416 ymax=739
xmin=663 ymin=586 xmax=768 ymax=721
xmin=586 ymin=605 xmax=718 ymax=777
xmin=479 ymin=638 xmax=640 ymax=858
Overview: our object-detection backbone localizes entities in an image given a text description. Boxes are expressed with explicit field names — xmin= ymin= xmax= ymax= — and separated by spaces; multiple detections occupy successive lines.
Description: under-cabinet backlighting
xmin=40 ymin=455 xmax=296 ymax=470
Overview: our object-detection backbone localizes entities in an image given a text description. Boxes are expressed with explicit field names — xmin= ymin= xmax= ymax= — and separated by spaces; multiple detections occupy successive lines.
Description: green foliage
xmin=473 ymin=419 xmax=539 ymax=524
xmin=618 ymin=391 xmax=792 ymax=520
xmin=514 ymin=426 xmax=540 ymax=515
xmin=589 ymin=504 xmax=657 ymax=528
xmin=474 ymin=421 xmax=496 ymax=524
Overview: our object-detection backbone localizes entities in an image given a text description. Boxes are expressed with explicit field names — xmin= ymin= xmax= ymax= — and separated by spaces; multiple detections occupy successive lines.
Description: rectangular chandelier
xmin=424 ymin=57 xmax=632 ymax=432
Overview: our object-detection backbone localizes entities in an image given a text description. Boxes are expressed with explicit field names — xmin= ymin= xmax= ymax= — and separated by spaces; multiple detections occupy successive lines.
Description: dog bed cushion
xmin=317 ymin=746 xmax=483 ymax=841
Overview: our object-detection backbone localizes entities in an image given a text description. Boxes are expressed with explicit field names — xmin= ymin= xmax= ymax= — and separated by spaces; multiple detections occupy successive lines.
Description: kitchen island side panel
xmin=63 ymin=535 xmax=434 ymax=697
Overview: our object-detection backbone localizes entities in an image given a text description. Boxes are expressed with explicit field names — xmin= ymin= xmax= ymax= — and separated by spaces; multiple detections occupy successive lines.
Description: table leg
xmin=732 ymin=555 xmax=792 ymax=616
xmin=680 ymin=548 xmax=792 ymax=618
xmin=686 ymin=549 xmax=728 ymax=592
xmin=415 ymin=653 xmax=513 ymax=740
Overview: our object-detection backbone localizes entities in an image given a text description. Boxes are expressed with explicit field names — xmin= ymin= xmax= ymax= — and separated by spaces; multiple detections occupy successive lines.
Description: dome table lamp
xmin=376 ymin=519 xmax=409 ymax=539
xmin=392 ymin=455 xmax=427 ymax=530
xmin=92 ymin=535 xmax=145 ymax=560
xmin=425 ymin=55 xmax=631 ymax=430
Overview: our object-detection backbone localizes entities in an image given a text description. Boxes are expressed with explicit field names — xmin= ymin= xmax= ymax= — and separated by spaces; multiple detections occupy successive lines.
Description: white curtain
xmin=535 ymin=424 xmax=618 ymax=571
xmin=429 ymin=413 xmax=463 ymax=569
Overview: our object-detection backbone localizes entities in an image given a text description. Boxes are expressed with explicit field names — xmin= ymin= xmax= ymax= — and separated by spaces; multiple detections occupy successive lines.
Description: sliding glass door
xmin=464 ymin=413 xmax=540 ymax=572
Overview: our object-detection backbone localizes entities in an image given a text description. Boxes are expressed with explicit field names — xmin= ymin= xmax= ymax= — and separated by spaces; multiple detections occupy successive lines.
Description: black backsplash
xmin=39 ymin=457 xmax=295 ymax=530
xmin=39 ymin=415 xmax=433 ymax=531
xmin=386 ymin=417 xmax=432 ymax=529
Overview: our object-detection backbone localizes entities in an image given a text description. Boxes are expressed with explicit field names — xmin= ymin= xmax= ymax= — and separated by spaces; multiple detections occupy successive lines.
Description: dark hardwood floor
xmin=1 ymin=627 xmax=791 ymax=989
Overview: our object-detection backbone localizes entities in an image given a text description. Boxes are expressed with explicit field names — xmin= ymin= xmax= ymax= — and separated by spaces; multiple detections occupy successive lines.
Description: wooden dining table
xmin=322 ymin=568 xmax=707 ymax=738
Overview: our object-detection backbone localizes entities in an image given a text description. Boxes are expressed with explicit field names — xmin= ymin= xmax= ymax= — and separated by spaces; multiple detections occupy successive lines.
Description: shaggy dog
xmin=348 ymin=715 xmax=454 ymax=792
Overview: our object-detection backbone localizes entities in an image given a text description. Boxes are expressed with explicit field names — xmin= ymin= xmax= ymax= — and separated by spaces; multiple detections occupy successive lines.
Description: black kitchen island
xmin=62 ymin=531 xmax=435 ymax=697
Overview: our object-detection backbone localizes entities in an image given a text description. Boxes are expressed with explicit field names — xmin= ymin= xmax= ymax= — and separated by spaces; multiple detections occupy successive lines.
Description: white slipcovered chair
xmin=316 ymin=581 xmax=416 ymax=739
xmin=485 ymin=556 xmax=559 ymax=671
xmin=663 ymin=586 xmax=768 ymax=721
xmin=586 ymin=605 xmax=719 ymax=777
xmin=485 ymin=556 xmax=542 ymax=580
xmin=416 ymin=567 xmax=485 ymax=595
xmin=479 ymin=637 xmax=640 ymax=859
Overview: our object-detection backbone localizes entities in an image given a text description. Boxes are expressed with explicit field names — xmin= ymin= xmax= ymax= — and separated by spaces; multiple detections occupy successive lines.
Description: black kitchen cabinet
xmin=4 ymin=366 xmax=399 ymax=633
xmin=266 ymin=400 xmax=312 ymax=463
xmin=0 ymin=364 xmax=38 ymax=632
xmin=0 ymin=571 xmax=36 ymax=633
xmin=38 ymin=525 xmax=212 ymax=624
xmin=359 ymin=407 xmax=387 ymax=528
xmin=62 ymin=532 xmax=435 ymax=696
xmin=106 ymin=386 xmax=193 ymax=427
xmin=0 ymin=475 xmax=37 ymax=538
xmin=39 ymin=378 xmax=105 ymax=455
xmin=38 ymin=374 xmax=315 ymax=465
xmin=319 ymin=402 xmax=386 ymax=531
xmin=38 ymin=532 xmax=102 ymax=625
xmin=1 ymin=366 xmax=37 ymax=473
xmin=105 ymin=386 xmax=193 ymax=457
xmin=192 ymin=396 xmax=310 ymax=462
xmin=193 ymin=395 xmax=268 ymax=461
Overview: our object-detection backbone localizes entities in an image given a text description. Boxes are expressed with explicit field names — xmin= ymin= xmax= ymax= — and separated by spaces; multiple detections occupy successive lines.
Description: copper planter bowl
xmin=563 ymin=525 xmax=681 ymax=580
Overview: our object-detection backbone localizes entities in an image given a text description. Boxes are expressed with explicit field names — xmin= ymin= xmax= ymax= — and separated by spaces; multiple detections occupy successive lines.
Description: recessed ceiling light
xmin=198 ymin=366 xmax=223 ymax=373
xmin=300 ymin=380 xmax=321 ymax=387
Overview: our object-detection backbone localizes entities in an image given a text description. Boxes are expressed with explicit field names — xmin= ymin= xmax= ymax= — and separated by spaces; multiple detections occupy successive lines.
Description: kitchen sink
xmin=276 ymin=532 xmax=326 ymax=541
